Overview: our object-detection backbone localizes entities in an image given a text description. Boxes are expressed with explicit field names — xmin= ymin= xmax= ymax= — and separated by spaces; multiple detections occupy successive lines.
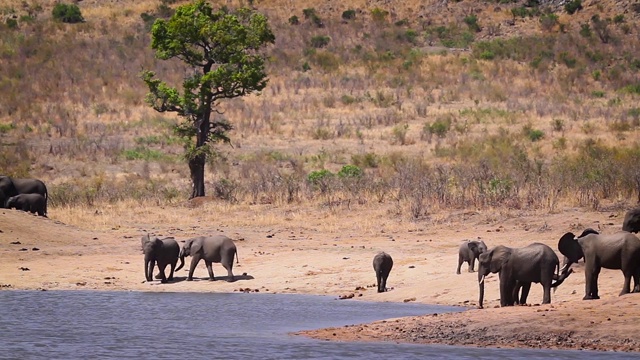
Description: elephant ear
xmin=558 ymin=232 xmax=584 ymax=263
xmin=467 ymin=241 xmax=479 ymax=254
xmin=189 ymin=238 xmax=203 ymax=255
xmin=577 ymin=228 xmax=599 ymax=238
xmin=489 ymin=246 xmax=511 ymax=273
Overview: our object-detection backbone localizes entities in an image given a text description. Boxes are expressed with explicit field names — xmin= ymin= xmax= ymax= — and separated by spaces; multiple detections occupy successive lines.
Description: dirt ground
xmin=1 ymin=203 xmax=640 ymax=353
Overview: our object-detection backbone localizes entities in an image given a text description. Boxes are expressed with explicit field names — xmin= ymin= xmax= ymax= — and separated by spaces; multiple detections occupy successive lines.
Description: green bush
xmin=424 ymin=118 xmax=451 ymax=138
xmin=464 ymin=14 xmax=481 ymax=33
xmin=6 ymin=18 xmax=18 ymax=29
xmin=310 ymin=35 xmax=330 ymax=48
xmin=565 ymin=0 xmax=582 ymax=15
xmin=523 ymin=125 xmax=545 ymax=141
xmin=337 ymin=165 xmax=363 ymax=178
xmin=307 ymin=169 xmax=334 ymax=192
xmin=52 ymin=3 xmax=84 ymax=23
xmin=370 ymin=8 xmax=389 ymax=23
xmin=288 ymin=15 xmax=299 ymax=25
xmin=351 ymin=153 xmax=379 ymax=168
xmin=539 ymin=13 xmax=558 ymax=31
xmin=342 ymin=9 xmax=356 ymax=20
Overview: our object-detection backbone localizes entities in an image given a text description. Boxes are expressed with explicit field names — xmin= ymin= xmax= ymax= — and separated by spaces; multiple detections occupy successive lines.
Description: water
xmin=0 ymin=290 xmax=636 ymax=359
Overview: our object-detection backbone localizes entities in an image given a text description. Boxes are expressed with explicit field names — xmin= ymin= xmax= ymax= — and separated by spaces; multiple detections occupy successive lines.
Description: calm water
xmin=0 ymin=291 xmax=636 ymax=359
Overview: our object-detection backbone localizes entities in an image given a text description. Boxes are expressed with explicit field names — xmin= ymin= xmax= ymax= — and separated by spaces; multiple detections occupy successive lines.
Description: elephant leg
xmin=381 ymin=275 xmax=387 ymax=292
xmin=520 ymin=282 xmax=531 ymax=305
xmin=205 ymin=260 xmax=215 ymax=280
xmin=584 ymin=265 xmax=601 ymax=300
xmin=456 ymin=256 xmax=463 ymax=275
xmin=158 ymin=264 xmax=168 ymax=283
xmin=469 ymin=257 xmax=475 ymax=273
xmin=499 ymin=277 xmax=513 ymax=307
xmin=633 ymin=269 xmax=640 ymax=292
xmin=376 ymin=272 xmax=383 ymax=292
xmin=187 ymin=257 xmax=200 ymax=281
xmin=620 ymin=269 xmax=633 ymax=296
xmin=542 ymin=283 xmax=552 ymax=304
xmin=168 ymin=261 xmax=176 ymax=281
xmin=224 ymin=261 xmax=235 ymax=282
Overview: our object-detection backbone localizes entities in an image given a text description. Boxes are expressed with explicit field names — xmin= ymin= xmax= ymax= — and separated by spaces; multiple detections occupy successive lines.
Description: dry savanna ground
xmin=2 ymin=0 xmax=640 ymax=354
xmin=2 ymin=200 xmax=640 ymax=352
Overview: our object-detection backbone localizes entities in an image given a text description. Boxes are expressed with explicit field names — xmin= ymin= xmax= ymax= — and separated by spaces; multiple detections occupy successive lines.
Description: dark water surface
xmin=0 ymin=290 xmax=636 ymax=359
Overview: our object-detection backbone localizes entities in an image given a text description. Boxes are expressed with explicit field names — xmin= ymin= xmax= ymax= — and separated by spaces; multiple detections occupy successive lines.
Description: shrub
xmin=288 ymin=15 xmax=299 ymax=25
xmin=591 ymin=90 xmax=605 ymax=98
xmin=52 ymin=3 xmax=84 ymax=23
xmin=539 ymin=13 xmax=558 ymax=31
xmin=464 ymin=14 xmax=481 ymax=33
xmin=565 ymin=0 xmax=582 ymax=15
xmin=370 ymin=8 xmax=389 ymax=23
xmin=351 ymin=153 xmax=379 ymax=168
xmin=424 ymin=118 xmax=451 ymax=138
xmin=523 ymin=125 xmax=544 ymax=141
xmin=613 ymin=14 xmax=624 ymax=24
xmin=342 ymin=9 xmax=356 ymax=20
xmin=6 ymin=18 xmax=18 ymax=29
xmin=551 ymin=119 xmax=565 ymax=132
xmin=337 ymin=165 xmax=363 ymax=178
xmin=310 ymin=35 xmax=330 ymax=48
xmin=307 ymin=169 xmax=334 ymax=193
xmin=391 ymin=124 xmax=410 ymax=145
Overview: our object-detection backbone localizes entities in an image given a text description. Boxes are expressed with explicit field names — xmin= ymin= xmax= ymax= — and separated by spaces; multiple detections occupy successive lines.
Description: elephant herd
xmin=142 ymin=234 xmax=238 ymax=283
xmin=0 ymin=175 xmax=48 ymax=217
xmin=453 ymin=206 xmax=640 ymax=308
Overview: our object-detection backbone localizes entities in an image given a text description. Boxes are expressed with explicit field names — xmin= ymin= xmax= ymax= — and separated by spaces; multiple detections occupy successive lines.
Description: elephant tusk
xmin=560 ymin=264 xmax=568 ymax=273
xmin=479 ymin=275 xmax=485 ymax=284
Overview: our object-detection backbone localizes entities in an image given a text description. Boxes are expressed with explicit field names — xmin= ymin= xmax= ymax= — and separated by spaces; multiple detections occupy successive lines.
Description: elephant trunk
xmin=175 ymin=247 xmax=185 ymax=272
xmin=478 ymin=273 xmax=485 ymax=309
xmin=552 ymin=268 xmax=574 ymax=288
xmin=144 ymin=256 xmax=153 ymax=282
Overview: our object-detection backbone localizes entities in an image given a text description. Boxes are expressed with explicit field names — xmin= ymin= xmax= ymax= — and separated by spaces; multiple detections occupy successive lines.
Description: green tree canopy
xmin=142 ymin=0 xmax=274 ymax=198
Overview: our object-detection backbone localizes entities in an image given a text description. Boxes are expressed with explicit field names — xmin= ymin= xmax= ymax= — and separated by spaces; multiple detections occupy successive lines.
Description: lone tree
xmin=142 ymin=0 xmax=274 ymax=198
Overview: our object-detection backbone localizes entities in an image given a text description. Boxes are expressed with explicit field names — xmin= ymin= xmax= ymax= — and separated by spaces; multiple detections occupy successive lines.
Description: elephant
xmin=5 ymin=193 xmax=47 ymax=217
xmin=456 ymin=239 xmax=487 ymax=274
xmin=373 ymin=252 xmax=393 ymax=293
xmin=622 ymin=207 xmax=640 ymax=233
xmin=175 ymin=235 xmax=239 ymax=282
xmin=0 ymin=176 xmax=48 ymax=215
xmin=477 ymin=243 xmax=570 ymax=308
xmin=142 ymin=234 xmax=182 ymax=283
xmin=558 ymin=230 xmax=640 ymax=299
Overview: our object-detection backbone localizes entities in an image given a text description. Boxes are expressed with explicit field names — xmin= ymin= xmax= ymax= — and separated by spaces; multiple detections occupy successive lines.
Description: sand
xmin=1 ymin=204 xmax=639 ymax=353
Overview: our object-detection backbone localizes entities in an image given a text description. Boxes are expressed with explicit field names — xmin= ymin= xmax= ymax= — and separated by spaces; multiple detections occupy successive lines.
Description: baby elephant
xmin=176 ymin=235 xmax=239 ymax=282
xmin=6 ymin=194 xmax=47 ymax=217
xmin=373 ymin=252 xmax=393 ymax=293
xmin=457 ymin=239 xmax=487 ymax=274
xmin=142 ymin=234 xmax=182 ymax=283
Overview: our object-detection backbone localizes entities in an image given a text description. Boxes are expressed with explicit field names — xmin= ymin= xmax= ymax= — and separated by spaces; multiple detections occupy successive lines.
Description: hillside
xmin=0 ymin=0 xmax=639 ymax=217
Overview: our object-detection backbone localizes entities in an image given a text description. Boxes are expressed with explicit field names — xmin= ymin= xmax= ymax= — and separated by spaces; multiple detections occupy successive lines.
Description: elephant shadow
xmin=169 ymin=273 xmax=255 ymax=283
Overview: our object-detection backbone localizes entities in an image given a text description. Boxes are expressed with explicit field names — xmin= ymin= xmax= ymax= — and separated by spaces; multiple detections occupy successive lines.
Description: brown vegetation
xmin=1 ymin=0 xmax=640 ymax=352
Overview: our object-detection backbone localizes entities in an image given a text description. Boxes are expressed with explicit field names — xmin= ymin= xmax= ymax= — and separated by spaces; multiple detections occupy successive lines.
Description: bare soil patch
xmin=1 ymin=204 xmax=639 ymax=352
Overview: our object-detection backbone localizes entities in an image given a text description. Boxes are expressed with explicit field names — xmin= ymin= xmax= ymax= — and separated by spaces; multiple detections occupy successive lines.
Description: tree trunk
xmin=189 ymin=154 xmax=206 ymax=199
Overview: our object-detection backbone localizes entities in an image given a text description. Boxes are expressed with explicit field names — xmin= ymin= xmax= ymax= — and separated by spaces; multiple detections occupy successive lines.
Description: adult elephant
xmin=456 ymin=239 xmax=487 ymax=274
xmin=0 ymin=176 xmax=48 ymax=215
xmin=6 ymin=194 xmax=47 ymax=217
xmin=558 ymin=231 xmax=640 ymax=299
xmin=142 ymin=234 xmax=182 ymax=283
xmin=622 ymin=207 xmax=640 ymax=233
xmin=176 ymin=235 xmax=239 ymax=282
xmin=373 ymin=252 xmax=393 ymax=293
xmin=477 ymin=243 xmax=570 ymax=308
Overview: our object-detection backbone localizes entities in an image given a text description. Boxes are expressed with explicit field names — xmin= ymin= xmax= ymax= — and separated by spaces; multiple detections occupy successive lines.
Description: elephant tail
xmin=235 ymin=250 xmax=239 ymax=264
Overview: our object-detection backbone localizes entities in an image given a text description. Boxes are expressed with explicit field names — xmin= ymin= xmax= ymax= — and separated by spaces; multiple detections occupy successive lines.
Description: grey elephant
xmin=558 ymin=230 xmax=640 ymax=299
xmin=456 ymin=239 xmax=487 ymax=274
xmin=142 ymin=234 xmax=182 ymax=283
xmin=6 ymin=193 xmax=47 ymax=217
xmin=0 ymin=176 xmax=48 ymax=215
xmin=622 ymin=207 xmax=640 ymax=233
xmin=175 ymin=235 xmax=239 ymax=282
xmin=477 ymin=243 xmax=570 ymax=308
xmin=373 ymin=252 xmax=393 ymax=293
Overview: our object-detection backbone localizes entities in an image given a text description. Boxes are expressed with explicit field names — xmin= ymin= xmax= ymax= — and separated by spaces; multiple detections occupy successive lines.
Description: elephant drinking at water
xmin=477 ymin=243 xmax=571 ymax=308
xmin=176 ymin=235 xmax=239 ymax=281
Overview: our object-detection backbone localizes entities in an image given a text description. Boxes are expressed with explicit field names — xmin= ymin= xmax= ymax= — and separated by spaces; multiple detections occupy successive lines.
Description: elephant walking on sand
xmin=142 ymin=234 xmax=182 ymax=283
xmin=558 ymin=231 xmax=640 ymax=299
xmin=456 ymin=239 xmax=487 ymax=274
xmin=477 ymin=243 xmax=571 ymax=308
xmin=176 ymin=235 xmax=239 ymax=282
xmin=373 ymin=252 xmax=393 ymax=293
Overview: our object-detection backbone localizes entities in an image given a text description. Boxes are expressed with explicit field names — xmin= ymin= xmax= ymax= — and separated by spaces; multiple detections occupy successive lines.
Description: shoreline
xmin=2 ymin=207 xmax=640 ymax=353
